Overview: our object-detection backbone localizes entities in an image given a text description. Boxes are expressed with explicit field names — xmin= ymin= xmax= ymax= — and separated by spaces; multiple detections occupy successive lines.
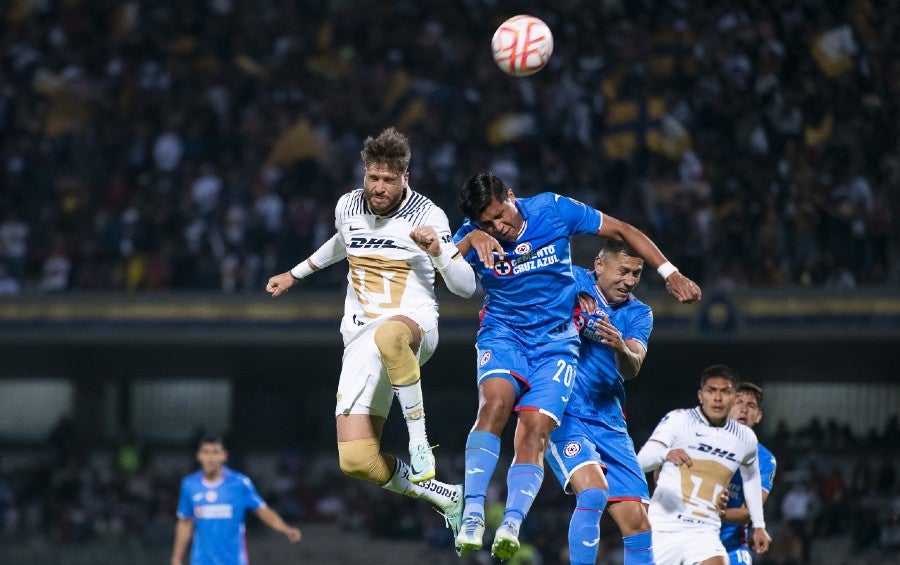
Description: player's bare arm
xmin=266 ymin=272 xmax=296 ymax=297
xmin=592 ymin=312 xmax=646 ymax=379
xmin=456 ymin=229 xmax=505 ymax=268
xmin=666 ymin=448 xmax=693 ymax=468
xmin=751 ymin=527 xmax=771 ymax=553
xmin=664 ymin=271 xmax=702 ymax=304
xmin=267 ymin=258 xmax=320 ymax=297
xmin=577 ymin=291 xmax=599 ymax=315
xmin=255 ymin=506 xmax=302 ymax=543
xmin=170 ymin=518 xmax=194 ymax=565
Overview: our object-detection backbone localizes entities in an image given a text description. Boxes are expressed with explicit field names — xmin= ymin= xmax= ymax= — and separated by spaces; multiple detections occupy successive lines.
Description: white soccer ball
xmin=491 ymin=15 xmax=554 ymax=77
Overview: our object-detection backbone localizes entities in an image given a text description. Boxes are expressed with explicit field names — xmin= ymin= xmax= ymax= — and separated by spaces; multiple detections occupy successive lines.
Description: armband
xmin=290 ymin=261 xmax=315 ymax=281
xmin=657 ymin=261 xmax=678 ymax=279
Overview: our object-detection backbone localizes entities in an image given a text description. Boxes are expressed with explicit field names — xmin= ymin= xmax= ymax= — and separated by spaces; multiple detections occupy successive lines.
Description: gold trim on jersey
xmin=678 ymin=459 xmax=733 ymax=518
xmin=348 ymin=254 xmax=413 ymax=317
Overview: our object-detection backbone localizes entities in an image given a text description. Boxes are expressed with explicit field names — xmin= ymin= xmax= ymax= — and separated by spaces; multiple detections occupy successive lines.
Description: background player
xmin=720 ymin=382 xmax=777 ymax=564
xmin=452 ymin=172 xmax=701 ymax=560
xmin=637 ymin=365 xmax=771 ymax=565
xmin=266 ymin=127 xmax=475 ymax=539
xmin=171 ymin=435 xmax=301 ymax=565
xmin=546 ymin=239 xmax=656 ymax=565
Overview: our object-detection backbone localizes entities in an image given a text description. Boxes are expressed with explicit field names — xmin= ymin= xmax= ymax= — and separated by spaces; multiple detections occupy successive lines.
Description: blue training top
xmin=176 ymin=467 xmax=266 ymax=565
xmin=564 ymin=265 xmax=653 ymax=424
xmin=454 ymin=192 xmax=601 ymax=341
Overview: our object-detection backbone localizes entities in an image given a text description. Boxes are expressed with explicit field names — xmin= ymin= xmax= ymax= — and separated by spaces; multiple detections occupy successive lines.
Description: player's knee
xmin=337 ymin=438 xmax=392 ymax=483
xmin=576 ymin=487 xmax=609 ymax=512
xmin=374 ymin=320 xmax=419 ymax=386
xmin=609 ymin=500 xmax=652 ymax=533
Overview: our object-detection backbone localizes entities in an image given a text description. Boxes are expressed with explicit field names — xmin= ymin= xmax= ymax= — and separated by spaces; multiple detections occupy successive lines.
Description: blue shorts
xmin=546 ymin=413 xmax=649 ymax=501
xmin=728 ymin=547 xmax=753 ymax=565
xmin=475 ymin=322 xmax=579 ymax=425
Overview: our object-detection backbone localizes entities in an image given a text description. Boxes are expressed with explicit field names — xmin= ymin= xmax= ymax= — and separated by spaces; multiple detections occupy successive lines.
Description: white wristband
xmin=290 ymin=260 xmax=315 ymax=281
xmin=657 ymin=261 xmax=678 ymax=279
xmin=432 ymin=248 xmax=453 ymax=271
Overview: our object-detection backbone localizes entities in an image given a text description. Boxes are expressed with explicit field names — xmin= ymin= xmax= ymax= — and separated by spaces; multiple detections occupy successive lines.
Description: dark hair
xmin=736 ymin=381 xmax=764 ymax=407
xmin=700 ymin=364 xmax=741 ymax=388
xmin=597 ymin=238 xmax=640 ymax=260
xmin=360 ymin=127 xmax=411 ymax=175
xmin=197 ymin=434 xmax=225 ymax=450
xmin=458 ymin=172 xmax=509 ymax=220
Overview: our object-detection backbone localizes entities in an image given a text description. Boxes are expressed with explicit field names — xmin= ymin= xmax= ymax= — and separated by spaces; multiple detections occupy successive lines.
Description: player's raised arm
xmin=455 ymin=229 xmax=505 ymax=269
xmin=410 ymin=226 xmax=476 ymax=297
xmin=596 ymin=214 xmax=702 ymax=303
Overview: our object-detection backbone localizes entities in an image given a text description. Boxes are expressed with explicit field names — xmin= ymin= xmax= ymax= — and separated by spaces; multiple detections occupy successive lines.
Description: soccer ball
xmin=491 ymin=15 xmax=554 ymax=77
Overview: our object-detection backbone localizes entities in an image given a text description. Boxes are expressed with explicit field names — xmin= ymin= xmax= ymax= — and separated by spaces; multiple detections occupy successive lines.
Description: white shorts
xmin=652 ymin=528 xmax=728 ymax=565
xmin=334 ymin=318 xmax=439 ymax=419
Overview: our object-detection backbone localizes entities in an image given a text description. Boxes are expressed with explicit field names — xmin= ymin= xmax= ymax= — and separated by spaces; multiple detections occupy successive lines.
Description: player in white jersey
xmin=637 ymin=365 xmax=771 ymax=565
xmin=266 ymin=127 xmax=476 ymax=541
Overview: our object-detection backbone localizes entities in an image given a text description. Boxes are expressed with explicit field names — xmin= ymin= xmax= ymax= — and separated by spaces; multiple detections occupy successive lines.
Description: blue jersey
xmin=454 ymin=193 xmax=602 ymax=342
xmin=564 ymin=266 xmax=653 ymax=423
xmin=720 ymin=443 xmax=777 ymax=552
xmin=176 ymin=467 xmax=267 ymax=565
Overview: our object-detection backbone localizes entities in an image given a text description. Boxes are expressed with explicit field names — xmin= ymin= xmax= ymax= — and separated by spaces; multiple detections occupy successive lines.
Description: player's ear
xmin=505 ymin=188 xmax=515 ymax=202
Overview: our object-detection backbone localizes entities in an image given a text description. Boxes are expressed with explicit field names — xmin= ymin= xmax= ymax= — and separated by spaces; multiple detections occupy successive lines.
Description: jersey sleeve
xmin=241 ymin=475 xmax=266 ymax=511
xmin=176 ymin=479 xmax=193 ymax=519
xmin=308 ymin=231 xmax=347 ymax=269
xmin=759 ymin=446 xmax=777 ymax=493
xmin=622 ymin=304 xmax=653 ymax=349
xmin=333 ymin=193 xmax=350 ymax=231
xmin=741 ymin=431 xmax=760 ymax=466
xmin=551 ymin=193 xmax=602 ymax=236
xmin=647 ymin=409 xmax=683 ymax=447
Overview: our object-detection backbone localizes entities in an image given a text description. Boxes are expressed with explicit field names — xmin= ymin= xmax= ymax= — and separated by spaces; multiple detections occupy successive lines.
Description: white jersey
xmin=333 ymin=188 xmax=455 ymax=345
xmin=646 ymin=407 xmax=759 ymax=533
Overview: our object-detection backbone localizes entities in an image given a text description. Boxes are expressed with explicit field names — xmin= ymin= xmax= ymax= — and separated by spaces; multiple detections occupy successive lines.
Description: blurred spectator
xmin=781 ymin=480 xmax=821 ymax=564
xmin=0 ymin=1 xmax=895 ymax=294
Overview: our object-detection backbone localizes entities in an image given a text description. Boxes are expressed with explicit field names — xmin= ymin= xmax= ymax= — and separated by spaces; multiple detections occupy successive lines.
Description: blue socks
xmin=502 ymin=463 xmax=544 ymax=527
xmin=623 ymin=530 xmax=655 ymax=564
xmin=462 ymin=431 xmax=500 ymax=517
xmin=568 ymin=488 xmax=608 ymax=565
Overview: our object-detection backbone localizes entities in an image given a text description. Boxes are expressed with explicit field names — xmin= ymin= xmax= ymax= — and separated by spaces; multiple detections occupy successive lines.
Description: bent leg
xmin=336 ymin=414 xmax=458 ymax=509
xmin=374 ymin=317 xmax=434 ymax=482
xmin=607 ymin=501 xmax=654 ymax=564
xmin=336 ymin=414 xmax=390 ymax=483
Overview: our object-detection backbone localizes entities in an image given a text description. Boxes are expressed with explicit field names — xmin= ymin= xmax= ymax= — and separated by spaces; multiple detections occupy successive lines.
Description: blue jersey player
xmin=452 ymin=173 xmax=702 ymax=560
xmin=171 ymin=435 xmax=301 ymax=565
xmin=546 ymin=239 xmax=656 ymax=565
xmin=720 ymin=383 xmax=777 ymax=565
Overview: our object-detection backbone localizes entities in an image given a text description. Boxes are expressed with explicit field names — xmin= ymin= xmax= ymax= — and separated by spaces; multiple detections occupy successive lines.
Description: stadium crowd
xmin=0 ymin=0 xmax=897 ymax=295
xmin=0 ymin=417 xmax=897 ymax=564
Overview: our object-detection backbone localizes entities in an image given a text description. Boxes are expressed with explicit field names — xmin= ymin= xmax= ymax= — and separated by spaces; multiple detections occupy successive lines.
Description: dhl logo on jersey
xmin=691 ymin=442 xmax=739 ymax=462
xmin=348 ymin=237 xmax=402 ymax=249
